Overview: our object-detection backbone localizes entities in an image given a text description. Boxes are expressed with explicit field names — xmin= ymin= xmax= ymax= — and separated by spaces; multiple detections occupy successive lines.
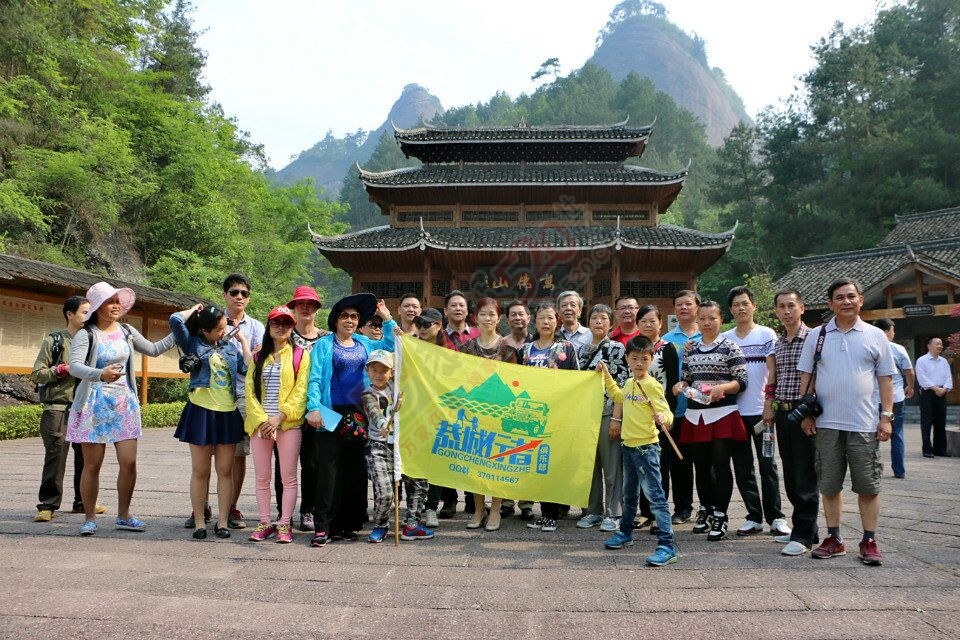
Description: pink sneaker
xmin=275 ymin=524 xmax=293 ymax=544
xmin=248 ymin=522 xmax=275 ymax=542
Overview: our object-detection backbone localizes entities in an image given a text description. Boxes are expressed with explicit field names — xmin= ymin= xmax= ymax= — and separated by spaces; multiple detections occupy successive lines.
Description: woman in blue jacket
xmin=171 ymin=304 xmax=252 ymax=540
xmin=304 ymin=293 xmax=396 ymax=547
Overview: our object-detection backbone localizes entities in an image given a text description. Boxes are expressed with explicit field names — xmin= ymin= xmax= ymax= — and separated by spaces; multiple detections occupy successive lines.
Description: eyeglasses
xmin=228 ymin=289 xmax=250 ymax=299
xmin=268 ymin=320 xmax=294 ymax=329
xmin=338 ymin=312 xmax=360 ymax=320
xmin=415 ymin=320 xmax=438 ymax=329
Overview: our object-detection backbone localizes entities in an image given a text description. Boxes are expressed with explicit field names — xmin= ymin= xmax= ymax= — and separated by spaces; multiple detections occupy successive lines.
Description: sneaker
xmin=500 ymin=504 xmax=516 ymax=518
xmin=527 ymin=516 xmax=545 ymax=529
xmin=774 ymin=534 xmax=792 ymax=544
xmin=707 ymin=514 xmax=728 ymax=541
xmin=368 ymin=526 xmax=389 ymax=543
xmin=781 ymin=541 xmax=809 ymax=556
xmin=604 ymin=531 xmax=634 ymax=549
xmin=558 ymin=505 xmax=570 ymax=518
xmin=692 ymin=508 xmax=712 ymax=534
xmin=248 ymin=523 xmax=276 ymax=541
xmin=599 ymin=517 xmax=619 ymax=532
xmin=634 ymin=516 xmax=654 ymax=529
xmin=228 ymin=508 xmax=246 ymax=529
xmin=332 ymin=530 xmax=358 ymax=542
xmin=671 ymin=509 xmax=692 ymax=525
xmin=437 ymin=502 xmax=457 ymax=519
xmin=79 ymin=521 xmax=97 ymax=536
xmin=519 ymin=507 xmax=535 ymax=521
xmin=311 ymin=532 xmax=329 ymax=547
xmin=811 ymin=534 xmax=846 ymax=559
xmin=858 ymin=539 xmax=883 ymax=566
xmin=424 ymin=509 xmax=440 ymax=528
xmin=649 ymin=524 xmax=660 ymax=536
xmin=34 ymin=509 xmax=54 ymax=522
xmin=115 ymin=516 xmax=145 ymax=532
xmin=646 ymin=545 xmax=678 ymax=566
xmin=770 ymin=518 xmax=791 ymax=536
xmin=400 ymin=523 xmax=435 ymax=541
xmin=275 ymin=524 xmax=293 ymax=544
xmin=184 ymin=505 xmax=212 ymax=529
xmin=576 ymin=514 xmax=603 ymax=528
xmin=94 ymin=504 xmax=107 ymax=514
xmin=736 ymin=519 xmax=763 ymax=536
xmin=540 ymin=518 xmax=558 ymax=532
xmin=71 ymin=503 xmax=108 ymax=514
xmin=299 ymin=514 xmax=314 ymax=532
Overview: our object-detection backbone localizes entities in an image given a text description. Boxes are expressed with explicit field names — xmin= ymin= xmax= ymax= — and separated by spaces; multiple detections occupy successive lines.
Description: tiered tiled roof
xmin=879 ymin=207 xmax=960 ymax=246
xmin=357 ymin=163 xmax=686 ymax=187
xmin=0 ymin=253 xmax=209 ymax=309
xmin=312 ymin=223 xmax=734 ymax=252
xmin=394 ymin=120 xmax=653 ymax=163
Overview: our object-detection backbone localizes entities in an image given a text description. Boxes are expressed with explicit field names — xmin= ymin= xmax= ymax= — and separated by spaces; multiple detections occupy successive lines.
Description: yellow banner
xmin=397 ymin=334 xmax=603 ymax=505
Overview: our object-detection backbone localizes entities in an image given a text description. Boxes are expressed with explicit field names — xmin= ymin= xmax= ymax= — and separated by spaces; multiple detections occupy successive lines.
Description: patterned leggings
xmin=364 ymin=440 xmax=429 ymax=527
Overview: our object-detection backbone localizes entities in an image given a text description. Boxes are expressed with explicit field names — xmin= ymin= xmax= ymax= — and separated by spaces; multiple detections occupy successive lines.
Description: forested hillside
xmin=0 ymin=0 xmax=345 ymax=316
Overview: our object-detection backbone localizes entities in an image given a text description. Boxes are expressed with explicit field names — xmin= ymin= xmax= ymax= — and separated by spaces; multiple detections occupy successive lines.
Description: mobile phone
xmin=226 ymin=326 xmax=241 ymax=340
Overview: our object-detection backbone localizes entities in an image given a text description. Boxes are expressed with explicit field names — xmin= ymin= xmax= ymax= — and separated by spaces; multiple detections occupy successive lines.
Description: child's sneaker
xmin=248 ymin=522 xmax=276 ymax=541
xmin=275 ymin=524 xmax=293 ymax=543
xmin=400 ymin=522 xmax=434 ymax=541
xmin=645 ymin=545 xmax=678 ymax=566
xmin=526 ymin=516 xmax=545 ymax=529
xmin=368 ymin=526 xmax=389 ymax=543
xmin=692 ymin=507 xmax=712 ymax=534
xmin=540 ymin=518 xmax=558 ymax=532
xmin=604 ymin=531 xmax=634 ymax=549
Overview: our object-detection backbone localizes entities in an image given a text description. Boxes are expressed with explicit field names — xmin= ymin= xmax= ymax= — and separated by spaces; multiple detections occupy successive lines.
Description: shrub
xmin=0 ymin=402 xmax=186 ymax=440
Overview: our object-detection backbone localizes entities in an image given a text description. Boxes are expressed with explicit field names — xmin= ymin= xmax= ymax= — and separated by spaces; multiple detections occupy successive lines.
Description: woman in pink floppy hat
xmin=67 ymin=281 xmax=183 ymax=537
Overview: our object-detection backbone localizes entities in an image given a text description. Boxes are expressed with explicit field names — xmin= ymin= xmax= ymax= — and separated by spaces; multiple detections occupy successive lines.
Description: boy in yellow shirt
xmin=598 ymin=335 xmax=678 ymax=566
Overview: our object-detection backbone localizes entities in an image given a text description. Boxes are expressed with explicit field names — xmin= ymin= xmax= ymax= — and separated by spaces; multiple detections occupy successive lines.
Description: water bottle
xmin=682 ymin=383 xmax=712 ymax=405
xmin=762 ymin=423 xmax=775 ymax=458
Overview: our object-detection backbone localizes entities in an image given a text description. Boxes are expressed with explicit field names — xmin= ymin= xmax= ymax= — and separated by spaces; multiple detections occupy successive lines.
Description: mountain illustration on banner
xmin=438 ymin=373 xmax=550 ymax=438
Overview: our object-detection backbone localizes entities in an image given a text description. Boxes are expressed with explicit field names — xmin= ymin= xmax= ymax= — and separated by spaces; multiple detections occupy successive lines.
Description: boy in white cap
xmin=361 ymin=349 xmax=434 ymax=542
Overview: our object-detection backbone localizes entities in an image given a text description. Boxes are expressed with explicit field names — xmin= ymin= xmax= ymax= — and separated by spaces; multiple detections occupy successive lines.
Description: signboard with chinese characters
xmin=903 ymin=304 xmax=934 ymax=317
xmin=470 ymin=266 xmax=570 ymax=300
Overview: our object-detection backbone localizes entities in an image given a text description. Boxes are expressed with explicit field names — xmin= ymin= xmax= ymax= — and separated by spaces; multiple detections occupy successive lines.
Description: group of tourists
xmin=30 ymin=273 xmax=938 ymax=568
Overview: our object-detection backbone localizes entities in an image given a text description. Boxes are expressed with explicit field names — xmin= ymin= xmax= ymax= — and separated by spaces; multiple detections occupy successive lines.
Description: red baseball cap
xmin=267 ymin=306 xmax=295 ymax=324
xmin=287 ymin=285 xmax=321 ymax=309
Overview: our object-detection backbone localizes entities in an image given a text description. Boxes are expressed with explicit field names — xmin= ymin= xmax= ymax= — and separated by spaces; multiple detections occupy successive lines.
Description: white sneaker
xmin=736 ymin=519 xmax=763 ymax=536
xmin=599 ymin=517 xmax=619 ymax=532
xmin=773 ymin=533 xmax=792 ymax=544
xmin=771 ymin=518 xmax=792 ymax=536
xmin=576 ymin=514 xmax=603 ymax=528
xmin=424 ymin=509 xmax=439 ymax=528
xmin=781 ymin=540 xmax=809 ymax=556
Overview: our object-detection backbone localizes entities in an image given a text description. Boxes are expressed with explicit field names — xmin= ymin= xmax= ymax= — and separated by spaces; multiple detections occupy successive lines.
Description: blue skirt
xmin=174 ymin=402 xmax=244 ymax=446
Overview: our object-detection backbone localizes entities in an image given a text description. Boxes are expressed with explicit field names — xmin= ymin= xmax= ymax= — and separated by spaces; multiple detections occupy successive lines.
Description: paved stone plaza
xmin=2 ymin=424 xmax=957 ymax=639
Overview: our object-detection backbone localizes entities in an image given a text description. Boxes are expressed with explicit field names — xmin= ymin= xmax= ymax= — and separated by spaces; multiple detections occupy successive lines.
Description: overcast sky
xmin=192 ymin=0 xmax=890 ymax=169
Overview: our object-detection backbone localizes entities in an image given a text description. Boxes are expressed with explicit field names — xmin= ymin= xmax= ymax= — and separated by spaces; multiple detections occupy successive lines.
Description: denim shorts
xmin=815 ymin=428 xmax=881 ymax=496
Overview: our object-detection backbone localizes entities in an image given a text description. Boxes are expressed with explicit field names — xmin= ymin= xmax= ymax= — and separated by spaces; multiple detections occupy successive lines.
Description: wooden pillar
xmin=140 ymin=315 xmax=150 ymax=406
xmin=611 ymin=252 xmax=621 ymax=304
xmin=886 ymin=285 xmax=894 ymax=309
xmin=422 ymin=254 xmax=432 ymax=305
xmin=915 ymin=269 xmax=924 ymax=304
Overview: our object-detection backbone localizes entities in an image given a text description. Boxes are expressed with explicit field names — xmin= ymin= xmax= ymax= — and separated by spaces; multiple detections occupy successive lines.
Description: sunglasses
xmin=268 ymin=320 xmax=294 ymax=329
xmin=415 ymin=320 xmax=438 ymax=329
xmin=228 ymin=289 xmax=250 ymax=299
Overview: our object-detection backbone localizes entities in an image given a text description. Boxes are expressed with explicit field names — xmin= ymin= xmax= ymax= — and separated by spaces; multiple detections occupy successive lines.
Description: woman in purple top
xmin=519 ymin=300 xmax=580 ymax=533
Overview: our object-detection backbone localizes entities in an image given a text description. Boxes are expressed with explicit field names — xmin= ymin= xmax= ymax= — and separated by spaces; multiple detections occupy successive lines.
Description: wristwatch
xmin=880 ymin=411 xmax=894 ymax=420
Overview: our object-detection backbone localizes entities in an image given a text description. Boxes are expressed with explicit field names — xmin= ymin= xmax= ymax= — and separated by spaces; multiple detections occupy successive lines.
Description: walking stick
xmin=648 ymin=398 xmax=684 ymax=461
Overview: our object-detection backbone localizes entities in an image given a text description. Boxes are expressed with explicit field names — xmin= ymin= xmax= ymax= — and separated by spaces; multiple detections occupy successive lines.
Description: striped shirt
xmin=797 ymin=317 xmax=896 ymax=433
xmin=773 ymin=323 xmax=811 ymax=401
xmin=261 ymin=362 xmax=281 ymax=416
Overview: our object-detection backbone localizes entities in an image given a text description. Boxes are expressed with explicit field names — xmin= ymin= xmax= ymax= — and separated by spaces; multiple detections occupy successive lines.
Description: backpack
xmin=36 ymin=332 xmax=65 ymax=402
xmin=253 ymin=345 xmax=304 ymax=378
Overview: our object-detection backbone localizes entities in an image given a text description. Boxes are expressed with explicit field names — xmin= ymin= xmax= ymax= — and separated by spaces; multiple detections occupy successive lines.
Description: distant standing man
xmin=873 ymin=319 xmax=914 ymax=476
xmin=660 ymin=289 xmax=700 ymax=524
xmin=31 ymin=296 xmax=105 ymax=521
xmin=558 ymin=290 xmax=591 ymax=354
xmin=609 ymin=296 xmax=640 ymax=346
xmin=502 ymin=300 xmax=531 ymax=351
xmin=442 ymin=290 xmax=479 ymax=350
xmin=763 ymin=288 xmax=818 ymax=556
xmin=915 ymin=337 xmax=953 ymax=458
xmin=397 ymin=292 xmax=422 ymax=336
xmin=799 ymin=278 xmax=895 ymax=566
xmin=223 ymin=274 xmax=265 ymax=529
xmin=722 ymin=286 xmax=789 ymax=537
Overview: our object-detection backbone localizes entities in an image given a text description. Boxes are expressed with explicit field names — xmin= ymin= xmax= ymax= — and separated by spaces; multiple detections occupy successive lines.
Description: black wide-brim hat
xmin=328 ymin=292 xmax=378 ymax=332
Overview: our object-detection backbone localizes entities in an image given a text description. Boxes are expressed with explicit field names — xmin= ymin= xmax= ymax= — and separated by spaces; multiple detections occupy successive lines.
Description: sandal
xmin=115 ymin=516 xmax=146 ymax=532
xmin=79 ymin=521 xmax=98 ymax=536
xmin=214 ymin=525 xmax=231 ymax=539
xmin=192 ymin=528 xmax=207 ymax=540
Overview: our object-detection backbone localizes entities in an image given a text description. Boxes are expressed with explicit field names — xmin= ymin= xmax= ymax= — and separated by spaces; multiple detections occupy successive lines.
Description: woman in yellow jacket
xmin=244 ymin=306 xmax=310 ymax=543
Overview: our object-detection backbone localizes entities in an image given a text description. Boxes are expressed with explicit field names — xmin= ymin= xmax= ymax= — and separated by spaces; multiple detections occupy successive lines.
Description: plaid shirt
xmin=774 ymin=323 xmax=811 ymax=401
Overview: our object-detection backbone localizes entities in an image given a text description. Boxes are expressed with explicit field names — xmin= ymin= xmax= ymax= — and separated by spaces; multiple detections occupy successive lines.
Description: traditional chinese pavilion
xmin=312 ymin=120 xmax=735 ymax=310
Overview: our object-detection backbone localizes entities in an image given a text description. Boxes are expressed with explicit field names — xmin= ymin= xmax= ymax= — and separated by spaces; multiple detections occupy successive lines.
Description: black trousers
xmin=37 ymin=409 xmax=84 ymax=511
xmin=731 ymin=414 xmax=784 ymax=524
xmin=690 ymin=438 xmax=735 ymax=514
xmin=919 ymin=389 xmax=948 ymax=455
xmin=308 ymin=412 xmax=369 ymax=535
xmin=775 ymin=409 xmax=819 ymax=547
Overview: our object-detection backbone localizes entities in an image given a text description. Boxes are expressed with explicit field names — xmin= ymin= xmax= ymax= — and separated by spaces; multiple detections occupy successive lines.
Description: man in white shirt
xmin=915 ymin=337 xmax=953 ymax=458
xmin=558 ymin=290 xmax=591 ymax=354
xmin=722 ymin=286 xmax=789 ymax=537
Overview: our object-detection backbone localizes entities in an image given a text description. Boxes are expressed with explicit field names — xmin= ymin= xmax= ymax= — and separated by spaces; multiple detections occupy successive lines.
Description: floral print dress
xmin=67 ymin=328 xmax=142 ymax=443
